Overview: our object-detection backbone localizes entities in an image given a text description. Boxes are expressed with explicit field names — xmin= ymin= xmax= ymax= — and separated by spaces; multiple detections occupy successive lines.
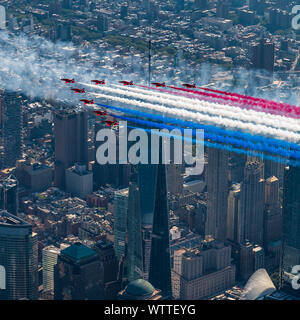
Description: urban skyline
xmin=0 ymin=0 xmax=299 ymax=304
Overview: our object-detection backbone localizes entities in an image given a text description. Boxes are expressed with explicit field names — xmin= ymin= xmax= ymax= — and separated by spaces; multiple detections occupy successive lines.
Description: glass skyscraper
xmin=126 ymin=165 xmax=144 ymax=281
xmin=283 ymin=166 xmax=300 ymax=271
xmin=0 ymin=210 xmax=38 ymax=300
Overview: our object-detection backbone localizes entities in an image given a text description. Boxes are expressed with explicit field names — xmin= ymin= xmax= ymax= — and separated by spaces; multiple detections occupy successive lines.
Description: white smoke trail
xmin=80 ymin=82 xmax=300 ymax=133
xmin=89 ymin=91 xmax=300 ymax=143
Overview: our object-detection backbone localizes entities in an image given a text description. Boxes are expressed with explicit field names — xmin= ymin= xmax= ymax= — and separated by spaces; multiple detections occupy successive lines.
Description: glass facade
xmin=0 ymin=211 xmax=38 ymax=300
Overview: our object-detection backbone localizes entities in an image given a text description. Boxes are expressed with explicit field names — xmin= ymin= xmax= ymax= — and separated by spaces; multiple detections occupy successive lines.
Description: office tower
xmin=55 ymin=22 xmax=72 ymax=41
xmin=0 ymin=210 xmax=38 ymax=300
xmin=206 ymin=148 xmax=229 ymax=242
xmin=264 ymin=159 xmax=284 ymax=186
xmin=120 ymin=4 xmax=128 ymax=19
xmin=227 ymin=183 xmax=241 ymax=242
xmin=97 ymin=13 xmax=109 ymax=33
xmin=94 ymin=122 xmax=129 ymax=188
xmin=15 ymin=161 xmax=52 ymax=192
xmin=239 ymin=241 xmax=264 ymax=281
xmin=283 ymin=166 xmax=300 ymax=270
xmin=113 ymin=188 xmax=129 ymax=260
xmin=0 ymin=90 xmax=23 ymax=169
xmin=138 ymin=164 xmax=157 ymax=225
xmin=65 ymin=163 xmax=93 ymax=199
xmin=216 ymin=0 xmax=229 ymax=18
xmin=0 ymin=175 xmax=18 ymax=215
xmin=118 ymin=279 xmax=165 ymax=300
xmin=238 ymin=160 xmax=265 ymax=245
xmin=42 ymin=245 xmax=61 ymax=294
xmin=126 ymin=165 xmax=143 ymax=282
xmin=249 ymin=0 xmax=266 ymax=15
xmin=229 ymin=153 xmax=247 ymax=183
xmin=141 ymin=224 xmax=152 ymax=280
xmin=54 ymin=242 xmax=103 ymax=300
xmin=166 ymin=164 xmax=183 ymax=195
xmin=54 ymin=110 xmax=88 ymax=189
xmin=93 ymin=240 xmax=118 ymax=284
xmin=149 ymin=164 xmax=172 ymax=296
xmin=93 ymin=240 xmax=121 ymax=299
xmin=264 ymin=176 xmax=282 ymax=248
xmin=187 ymin=201 xmax=207 ymax=237
xmin=251 ymin=38 xmax=275 ymax=72
xmin=113 ymin=165 xmax=155 ymax=283
xmin=172 ymin=237 xmax=235 ymax=299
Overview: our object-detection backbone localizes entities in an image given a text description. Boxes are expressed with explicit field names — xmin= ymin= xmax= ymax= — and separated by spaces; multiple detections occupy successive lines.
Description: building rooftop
xmin=125 ymin=279 xmax=155 ymax=297
xmin=61 ymin=242 xmax=97 ymax=261
xmin=0 ymin=210 xmax=30 ymax=227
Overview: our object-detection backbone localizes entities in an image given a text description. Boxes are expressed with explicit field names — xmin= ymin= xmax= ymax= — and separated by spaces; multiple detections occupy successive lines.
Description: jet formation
xmin=62 ymin=77 xmax=199 ymax=127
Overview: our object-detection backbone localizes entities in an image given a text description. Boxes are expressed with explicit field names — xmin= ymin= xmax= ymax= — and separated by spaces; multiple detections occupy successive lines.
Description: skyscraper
xmin=264 ymin=176 xmax=282 ymax=247
xmin=54 ymin=110 xmax=88 ymax=189
xmin=126 ymin=165 xmax=144 ymax=282
xmin=113 ymin=188 xmax=129 ymax=261
xmin=251 ymin=38 xmax=275 ymax=72
xmin=54 ymin=242 xmax=103 ymax=300
xmin=149 ymin=164 xmax=172 ymax=296
xmin=227 ymin=183 xmax=241 ymax=242
xmin=238 ymin=160 xmax=265 ymax=245
xmin=206 ymin=148 xmax=229 ymax=241
xmin=0 ymin=210 xmax=38 ymax=300
xmin=172 ymin=237 xmax=235 ymax=299
xmin=42 ymin=245 xmax=61 ymax=294
xmin=0 ymin=175 xmax=18 ymax=215
xmin=93 ymin=240 xmax=118 ymax=284
xmin=283 ymin=166 xmax=300 ymax=270
xmin=93 ymin=121 xmax=129 ymax=188
xmin=0 ymin=90 xmax=23 ymax=169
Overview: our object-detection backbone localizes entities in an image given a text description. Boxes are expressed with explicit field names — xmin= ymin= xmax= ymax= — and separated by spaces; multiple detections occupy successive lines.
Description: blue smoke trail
xmin=124 ymin=118 xmax=300 ymax=167
xmin=93 ymin=110 xmax=300 ymax=166
xmin=94 ymin=102 xmax=300 ymax=160
xmin=95 ymin=102 xmax=300 ymax=153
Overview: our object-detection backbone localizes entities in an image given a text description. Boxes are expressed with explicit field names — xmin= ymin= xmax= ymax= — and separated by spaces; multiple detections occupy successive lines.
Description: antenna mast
xmin=148 ymin=26 xmax=152 ymax=86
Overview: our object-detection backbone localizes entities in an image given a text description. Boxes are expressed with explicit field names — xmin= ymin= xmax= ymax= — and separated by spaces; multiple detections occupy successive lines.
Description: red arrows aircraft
xmin=103 ymin=120 xmax=118 ymax=127
xmin=94 ymin=110 xmax=107 ymax=116
xmin=182 ymin=83 xmax=196 ymax=88
xmin=151 ymin=82 xmax=166 ymax=87
xmin=61 ymin=78 xmax=75 ymax=84
xmin=119 ymin=80 xmax=133 ymax=86
xmin=91 ymin=80 xmax=105 ymax=85
xmin=71 ymin=88 xmax=85 ymax=93
xmin=80 ymin=99 xmax=94 ymax=105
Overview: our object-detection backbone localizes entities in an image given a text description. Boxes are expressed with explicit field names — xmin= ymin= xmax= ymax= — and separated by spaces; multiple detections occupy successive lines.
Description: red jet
xmin=119 ymin=80 xmax=133 ymax=86
xmin=71 ymin=88 xmax=85 ymax=93
xmin=103 ymin=120 xmax=117 ymax=127
xmin=151 ymin=82 xmax=166 ymax=88
xmin=94 ymin=110 xmax=107 ymax=116
xmin=91 ymin=80 xmax=105 ymax=85
xmin=61 ymin=78 xmax=75 ymax=84
xmin=182 ymin=83 xmax=196 ymax=88
xmin=80 ymin=99 xmax=94 ymax=105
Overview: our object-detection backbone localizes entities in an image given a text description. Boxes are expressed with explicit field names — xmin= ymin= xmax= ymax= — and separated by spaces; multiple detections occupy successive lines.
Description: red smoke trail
xmin=198 ymin=86 xmax=293 ymax=108
xmin=136 ymin=84 xmax=300 ymax=119
xmin=168 ymin=86 xmax=300 ymax=119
